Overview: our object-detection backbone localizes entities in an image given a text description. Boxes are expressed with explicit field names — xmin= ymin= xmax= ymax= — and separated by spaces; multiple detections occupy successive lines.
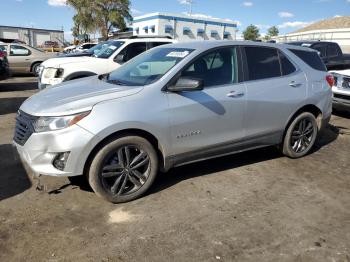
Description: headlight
xmin=33 ymin=111 xmax=90 ymax=133
xmin=43 ymin=68 xmax=64 ymax=79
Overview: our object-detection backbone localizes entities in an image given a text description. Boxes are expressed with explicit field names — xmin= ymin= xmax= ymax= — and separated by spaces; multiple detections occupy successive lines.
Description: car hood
xmin=58 ymin=51 xmax=92 ymax=58
xmin=41 ymin=56 xmax=100 ymax=68
xmin=20 ymin=76 xmax=143 ymax=116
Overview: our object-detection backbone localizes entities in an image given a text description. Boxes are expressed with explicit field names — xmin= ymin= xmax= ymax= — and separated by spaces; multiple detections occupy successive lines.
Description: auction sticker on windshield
xmin=166 ymin=50 xmax=190 ymax=58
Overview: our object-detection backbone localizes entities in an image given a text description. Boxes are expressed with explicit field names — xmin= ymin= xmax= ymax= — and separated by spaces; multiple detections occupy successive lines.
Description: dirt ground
xmin=0 ymin=76 xmax=350 ymax=262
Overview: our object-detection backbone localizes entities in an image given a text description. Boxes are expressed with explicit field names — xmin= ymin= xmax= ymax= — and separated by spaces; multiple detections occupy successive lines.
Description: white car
xmin=330 ymin=69 xmax=350 ymax=110
xmin=73 ymin=43 xmax=97 ymax=53
xmin=63 ymin=45 xmax=77 ymax=53
xmin=38 ymin=38 xmax=175 ymax=89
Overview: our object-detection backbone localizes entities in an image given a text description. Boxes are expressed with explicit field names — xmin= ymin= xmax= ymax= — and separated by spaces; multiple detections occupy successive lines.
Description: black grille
xmin=334 ymin=93 xmax=350 ymax=101
xmin=13 ymin=111 xmax=37 ymax=146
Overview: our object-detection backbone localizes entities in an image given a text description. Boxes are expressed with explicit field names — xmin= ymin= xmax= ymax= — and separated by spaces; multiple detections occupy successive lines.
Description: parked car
xmin=63 ymin=45 xmax=77 ymax=53
xmin=59 ymin=41 xmax=112 ymax=58
xmin=330 ymin=69 xmax=350 ymax=110
xmin=73 ymin=43 xmax=97 ymax=53
xmin=0 ymin=43 xmax=56 ymax=75
xmin=38 ymin=37 xmax=174 ymax=89
xmin=14 ymin=41 xmax=333 ymax=203
xmin=286 ymin=41 xmax=350 ymax=70
xmin=0 ymin=48 xmax=10 ymax=80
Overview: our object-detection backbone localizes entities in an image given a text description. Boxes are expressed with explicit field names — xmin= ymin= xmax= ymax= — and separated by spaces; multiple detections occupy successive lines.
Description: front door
xmin=167 ymin=47 xmax=246 ymax=156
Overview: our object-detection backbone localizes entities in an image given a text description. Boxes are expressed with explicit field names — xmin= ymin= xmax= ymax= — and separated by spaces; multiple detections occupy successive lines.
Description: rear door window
xmin=327 ymin=44 xmax=339 ymax=57
xmin=244 ymin=46 xmax=281 ymax=81
xmin=289 ymin=49 xmax=327 ymax=71
xmin=311 ymin=43 xmax=326 ymax=58
xmin=279 ymin=51 xmax=296 ymax=76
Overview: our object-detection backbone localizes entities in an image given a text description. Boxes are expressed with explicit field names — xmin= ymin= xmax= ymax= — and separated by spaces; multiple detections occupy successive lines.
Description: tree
xmin=67 ymin=0 xmax=132 ymax=41
xmin=243 ymin=24 xmax=260 ymax=41
xmin=94 ymin=0 xmax=132 ymax=40
xmin=267 ymin=26 xmax=279 ymax=37
xmin=68 ymin=0 xmax=96 ymax=40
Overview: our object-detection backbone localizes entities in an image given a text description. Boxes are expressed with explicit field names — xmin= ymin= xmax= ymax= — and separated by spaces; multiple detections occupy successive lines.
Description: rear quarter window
xmin=289 ymin=49 xmax=327 ymax=72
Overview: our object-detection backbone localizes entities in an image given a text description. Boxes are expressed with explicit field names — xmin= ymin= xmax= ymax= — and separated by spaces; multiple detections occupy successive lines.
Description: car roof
xmin=116 ymin=38 xmax=175 ymax=43
xmin=158 ymin=40 xmax=316 ymax=53
xmin=286 ymin=41 xmax=334 ymax=45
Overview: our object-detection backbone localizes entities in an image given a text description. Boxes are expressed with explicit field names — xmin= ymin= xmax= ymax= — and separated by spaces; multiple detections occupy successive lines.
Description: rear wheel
xmin=88 ymin=136 xmax=158 ymax=203
xmin=282 ymin=112 xmax=318 ymax=158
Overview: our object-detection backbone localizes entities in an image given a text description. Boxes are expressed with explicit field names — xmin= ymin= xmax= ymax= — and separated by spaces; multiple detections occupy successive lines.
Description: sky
xmin=0 ymin=0 xmax=349 ymax=40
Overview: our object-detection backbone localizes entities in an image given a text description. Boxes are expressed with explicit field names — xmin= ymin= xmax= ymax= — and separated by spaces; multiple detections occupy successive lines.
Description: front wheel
xmin=282 ymin=112 xmax=318 ymax=158
xmin=88 ymin=136 xmax=159 ymax=203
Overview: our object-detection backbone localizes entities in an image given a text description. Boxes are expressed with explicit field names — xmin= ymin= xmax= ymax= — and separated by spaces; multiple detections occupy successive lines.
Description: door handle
xmin=289 ymin=81 xmax=302 ymax=88
xmin=227 ymin=91 xmax=245 ymax=98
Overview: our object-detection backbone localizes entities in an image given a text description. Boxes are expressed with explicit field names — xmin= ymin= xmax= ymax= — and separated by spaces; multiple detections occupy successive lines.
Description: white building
xmin=132 ymin=12 xmax=238 ymax=41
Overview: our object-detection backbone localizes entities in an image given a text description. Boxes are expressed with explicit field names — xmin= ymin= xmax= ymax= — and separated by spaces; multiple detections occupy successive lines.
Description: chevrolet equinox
xmin=14 ymin=41 xmax=333 ymax=203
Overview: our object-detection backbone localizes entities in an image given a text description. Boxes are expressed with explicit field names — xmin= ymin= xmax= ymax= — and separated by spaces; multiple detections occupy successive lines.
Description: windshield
xmin=103 ymin=47 xmax=194 ymax=86
xmin=94 ymin=41 xmax=125 ymax=59
xmin=88 ymin=41 xmax=112 ymax=54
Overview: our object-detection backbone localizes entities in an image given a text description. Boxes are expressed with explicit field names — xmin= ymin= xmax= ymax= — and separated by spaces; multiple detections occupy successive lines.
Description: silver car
xmin=13 ymin=41 xmax=333 ymax=203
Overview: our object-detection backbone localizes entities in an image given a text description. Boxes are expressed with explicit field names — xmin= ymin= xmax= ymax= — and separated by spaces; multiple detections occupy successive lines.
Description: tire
xmin=282 ymin=112 xmax=318 ymax=158
xmin=88 ymin=136 xmax=159 ymax=203
xmin=31 ymin=63 xmax=41 ymax=76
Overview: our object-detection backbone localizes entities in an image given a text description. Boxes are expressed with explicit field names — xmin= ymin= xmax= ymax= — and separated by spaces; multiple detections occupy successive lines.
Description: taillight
xmin=0 ymin=51 xmax=5 ymax=58
xmin=326 ymin=75 xmax=334 ymax=88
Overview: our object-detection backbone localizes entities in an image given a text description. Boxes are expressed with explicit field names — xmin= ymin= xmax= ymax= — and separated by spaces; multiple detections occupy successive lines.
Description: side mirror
xmin=167 ymin=77 xmax=204 ymax=92
xmin=115 ymin=54 xmax=125 ymax=64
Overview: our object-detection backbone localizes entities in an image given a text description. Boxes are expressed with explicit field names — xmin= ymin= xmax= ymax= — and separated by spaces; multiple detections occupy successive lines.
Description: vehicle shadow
xmin=149 ymin=146 xmax=281 ymax=196
xmin=69 ymin=124 xmax=340 ymax=198
xmin=0 ymin=81 xmax=37 ymax=92
xmin=0 ymin=144 xmax=32 ymax=201
xmin=333 ymin=108 xmax=350 ymax=119
xmin=0 ymin=97 xmax=28 ymax=115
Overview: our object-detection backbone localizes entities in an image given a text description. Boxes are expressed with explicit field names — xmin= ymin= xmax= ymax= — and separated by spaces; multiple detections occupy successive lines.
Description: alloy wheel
xmin=290 ymin=117 xmax=315 ymax=154
xmin=100 ymin=145 xmax=151 ymax=196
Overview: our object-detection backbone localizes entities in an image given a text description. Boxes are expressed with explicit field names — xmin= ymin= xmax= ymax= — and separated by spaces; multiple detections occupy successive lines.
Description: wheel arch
xmin=64 ymin=71 xmax=97 ymax=81
xmin=282 ymin=104 xmax=323 ymax=143
xmin=30 ymin=61 xmax=42 ymax=72
xmin=83 ymin=128 xmax=166 ymax=176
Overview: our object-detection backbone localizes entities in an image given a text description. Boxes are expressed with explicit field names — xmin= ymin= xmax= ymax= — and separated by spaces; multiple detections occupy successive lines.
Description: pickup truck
xmin=286 ymin=41 xmax=350 ymax=70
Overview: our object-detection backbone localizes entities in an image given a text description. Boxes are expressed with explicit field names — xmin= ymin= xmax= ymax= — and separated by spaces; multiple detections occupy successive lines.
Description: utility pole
xmin=184 ymin=0 xmax=194 ymax=15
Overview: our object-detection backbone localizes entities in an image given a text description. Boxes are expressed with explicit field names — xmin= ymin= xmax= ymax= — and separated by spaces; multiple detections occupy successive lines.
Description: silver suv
xmin=13 ymin=41 xmax=333 ymax=203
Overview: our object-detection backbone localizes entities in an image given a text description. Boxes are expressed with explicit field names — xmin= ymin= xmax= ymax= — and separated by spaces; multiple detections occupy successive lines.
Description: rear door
xmin=242 ymin=46 xmax=307 ymax=142
xmin=8 ymin=45 xmax=32 ymax=73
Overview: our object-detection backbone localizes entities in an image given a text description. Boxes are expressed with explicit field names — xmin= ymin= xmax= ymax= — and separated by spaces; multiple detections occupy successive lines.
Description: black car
xmin=0 ymin=48 xmax=10 ymax=80
xmin=286 ymin=41 xmax=350 ymax=70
